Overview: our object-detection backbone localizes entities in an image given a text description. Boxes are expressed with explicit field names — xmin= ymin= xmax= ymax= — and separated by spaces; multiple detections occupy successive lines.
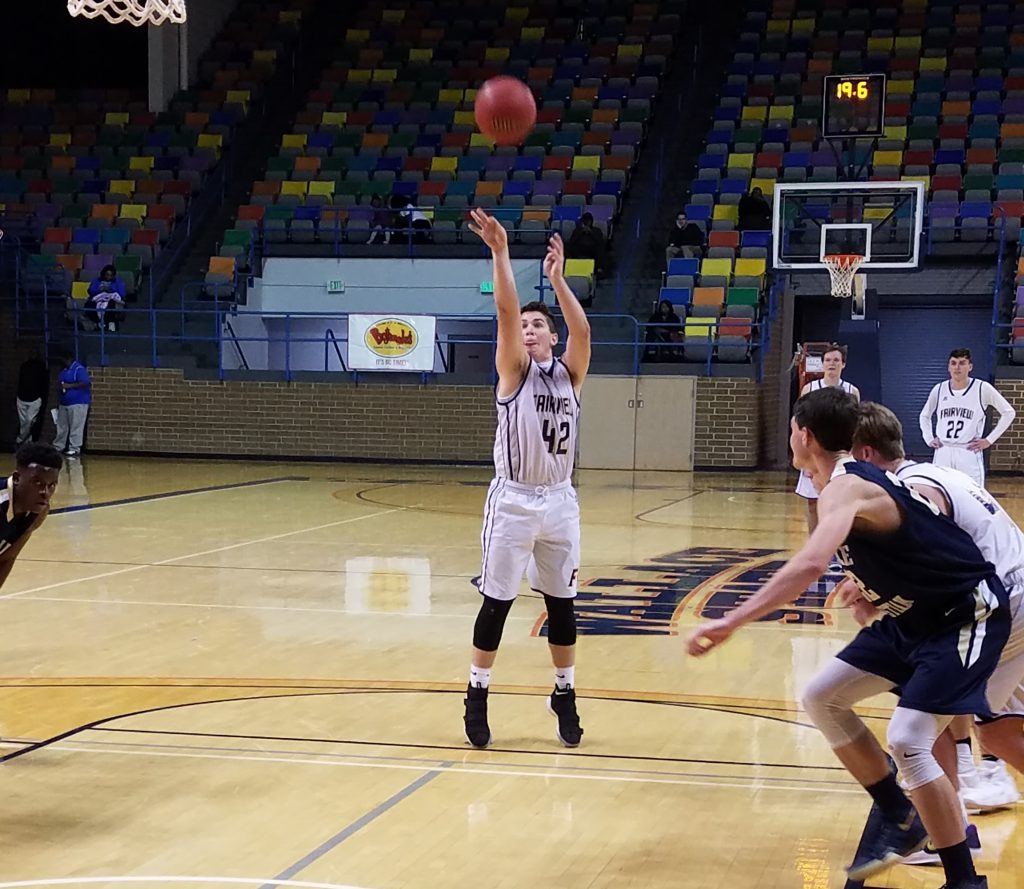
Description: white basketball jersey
xmin=807 ymin=378 xmax=856 ymax=396
xmin=897 ymin=460 xmax=1024 ymax=583
xmin=934 ymin=379 xmax=987 ymax=445
xmin=494 ymin=358 xmax=579 ymax=486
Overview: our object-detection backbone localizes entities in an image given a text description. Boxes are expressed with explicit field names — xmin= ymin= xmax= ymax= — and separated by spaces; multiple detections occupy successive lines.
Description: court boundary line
xmin=261 ymin=765 xmax=449 ymax=888
xmin=0 ymin=878 xmax=374 ymax=889
xmin=49 ymin=477 xmax=309 ymax=515
xmin=0 ymin=507 xmax=401 ymax=601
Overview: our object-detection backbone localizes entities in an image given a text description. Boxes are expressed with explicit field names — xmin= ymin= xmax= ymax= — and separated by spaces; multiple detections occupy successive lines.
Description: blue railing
xmin=60 ymin=305 xmax=763 ymax=382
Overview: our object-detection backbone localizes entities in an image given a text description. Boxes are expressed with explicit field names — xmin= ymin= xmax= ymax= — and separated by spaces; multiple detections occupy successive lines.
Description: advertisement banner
xmin=347 ymin=314 xmax=437 ymax=372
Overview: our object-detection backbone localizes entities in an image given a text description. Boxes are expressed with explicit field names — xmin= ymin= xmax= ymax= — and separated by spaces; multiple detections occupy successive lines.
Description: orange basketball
xmin=474 ymin=76 xmax=538 ymax=146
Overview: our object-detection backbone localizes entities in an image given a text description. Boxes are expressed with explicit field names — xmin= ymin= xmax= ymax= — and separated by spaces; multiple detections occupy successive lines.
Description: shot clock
xmin=822 ymin=73 xmax=887 ymax=139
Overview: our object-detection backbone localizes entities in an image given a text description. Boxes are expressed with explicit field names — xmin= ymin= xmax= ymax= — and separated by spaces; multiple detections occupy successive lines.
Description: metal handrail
xmin=323 ymin=327 xmax=347 ymax=372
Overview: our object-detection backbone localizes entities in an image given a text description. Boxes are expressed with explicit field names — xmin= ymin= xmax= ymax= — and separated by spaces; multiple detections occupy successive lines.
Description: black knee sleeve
xmin=472 ymin=595 xmax=514 ymax=652
xmin=544 ymin=594 xmax=577 ymax=646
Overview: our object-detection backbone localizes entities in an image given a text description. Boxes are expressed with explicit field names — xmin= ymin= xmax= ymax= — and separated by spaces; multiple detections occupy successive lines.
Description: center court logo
xmin=365 ymin=319 xmax=417 ymax=358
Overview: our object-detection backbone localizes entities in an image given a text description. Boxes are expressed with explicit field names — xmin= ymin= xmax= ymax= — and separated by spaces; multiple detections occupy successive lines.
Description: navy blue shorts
xmin=837 ymin=578 xmax=1011 ymax=718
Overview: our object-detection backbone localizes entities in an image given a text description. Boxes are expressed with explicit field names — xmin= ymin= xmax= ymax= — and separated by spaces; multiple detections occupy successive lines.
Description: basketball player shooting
xmin=462 ymin=208 xmax=591 ymax=749
xmin=1 ymin=444 xmax=62 ymax=589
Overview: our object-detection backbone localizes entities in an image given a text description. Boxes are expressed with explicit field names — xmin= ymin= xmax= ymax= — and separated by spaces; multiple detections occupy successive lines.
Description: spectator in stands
xmin=566 ymin=212 xmax=608 ymax=276
xmin=53 ymin=351 xmax=91 ymax=458
xmin=367 ymin=195 xmax=392 ymax=245
xmin=665 ymin=211 xmax=704 ymax=266
xmin=645 ymin=299 xmax=683 ymax=361
xmin=738 ymin=186 xmax=771 ymax=232
xmin=15 ymin=349 xmax=49 ymax=447
xmin=85 ymin=265 xmax=126 ymax=332
xmin=392 ymin=196 xmax=432 ymax=244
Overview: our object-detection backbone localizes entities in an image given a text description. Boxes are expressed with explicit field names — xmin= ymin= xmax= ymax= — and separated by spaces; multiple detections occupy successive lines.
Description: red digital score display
xmin=823 ymin=73 xmax=887 ymax=139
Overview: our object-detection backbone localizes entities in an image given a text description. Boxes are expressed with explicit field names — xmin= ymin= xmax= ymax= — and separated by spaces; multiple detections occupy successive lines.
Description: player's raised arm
xmin=687 ymin=475 xmax=867 ymax=655
xmin=469 ymin=208 xmax=528 ymax=392
xmin=544 ymin=233 xmax=591 ymax=388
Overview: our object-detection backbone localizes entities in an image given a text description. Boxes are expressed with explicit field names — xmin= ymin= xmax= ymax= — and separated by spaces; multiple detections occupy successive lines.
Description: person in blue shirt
xmin=54 ymin=352 xmax=91 ymax=458
xmin=85 ymin=265 xmax=127 ymax=332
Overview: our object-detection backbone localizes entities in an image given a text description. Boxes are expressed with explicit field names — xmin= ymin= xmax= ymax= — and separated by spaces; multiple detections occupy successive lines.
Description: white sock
xmin=957 ymin=739 xmax=976 ymax=771
xmin=554 ymin=666 xmax=575 ymax=690
xmin=469 ymin=666 xmax=491 ymax=689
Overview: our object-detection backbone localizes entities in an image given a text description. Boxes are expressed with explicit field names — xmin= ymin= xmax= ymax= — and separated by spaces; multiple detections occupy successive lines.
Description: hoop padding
xmin=823 ymin=254 xmax=864 ymax=299
xmin=67 ymin=0 xmax=187 ymax=26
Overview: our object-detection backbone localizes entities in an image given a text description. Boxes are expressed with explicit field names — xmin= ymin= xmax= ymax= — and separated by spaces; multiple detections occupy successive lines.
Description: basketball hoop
xmin=67 ymin=0 xmax=187 ymax=26
xmin=823 ymin=254 xmax=864 ymax=299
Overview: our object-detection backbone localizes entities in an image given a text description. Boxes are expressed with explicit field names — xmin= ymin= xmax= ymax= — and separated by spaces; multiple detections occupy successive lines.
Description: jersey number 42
xmin=542 ymin=419 xmax=571 ymax=455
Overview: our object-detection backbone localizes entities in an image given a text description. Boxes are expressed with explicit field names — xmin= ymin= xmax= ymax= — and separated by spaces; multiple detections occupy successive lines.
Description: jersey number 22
xmin=946 ymin=419 xmax=965 ymax=438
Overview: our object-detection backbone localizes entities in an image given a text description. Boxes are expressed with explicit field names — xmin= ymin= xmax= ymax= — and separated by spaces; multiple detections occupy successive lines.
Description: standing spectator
xmin=566 ymin=212 xmax=608 ymax=276
xmin=738 ymin=186 xmax=772 ymax=232
xmin=54 ymin=352 xmax=91 ymax=458
xmin=86 ymin=265 xmax=127 ymax=332
xmin=15 ymin=349 xmax=49 ymax=447
xmin=665 ymin=211 xmax=704 ymax=266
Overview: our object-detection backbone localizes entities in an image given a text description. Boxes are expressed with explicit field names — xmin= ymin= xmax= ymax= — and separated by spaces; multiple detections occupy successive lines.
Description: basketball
xmin=474 ymin=76 xmax=537 ymax=145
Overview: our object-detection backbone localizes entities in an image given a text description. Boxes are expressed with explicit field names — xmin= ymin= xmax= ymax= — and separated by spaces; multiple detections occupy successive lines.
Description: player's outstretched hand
xmin=544 ymin=233 xmax=565 ymax=283
xmin=468 ymin=208 xmax=508 ymax=253
xmin=967 ymin=438 xmax=991 ymax=452
xmin=686 ymin=618 xmax=735 ymax=657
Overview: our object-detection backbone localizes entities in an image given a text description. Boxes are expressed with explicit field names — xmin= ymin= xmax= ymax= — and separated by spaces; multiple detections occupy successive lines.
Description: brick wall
xmin=86 ymin=368 xmax=496 ymax=462
xmin=758 ymin=305 xmax=787 ymax=468
xmin=73 ymin=367 xmax=763 ymax=468
xmin=989 ymin=377 xmax=1024 ymax=472
xmin=695 ymin=377 xmax=760 ymax=468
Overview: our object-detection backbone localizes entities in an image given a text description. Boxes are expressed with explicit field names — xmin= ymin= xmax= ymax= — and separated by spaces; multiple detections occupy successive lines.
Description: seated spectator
xmin=665 ymin=211 xmax=704 ymax=265
xmin=738 ymin=186 xmax=771 ymax=231
xmin=392 ymin=196 xmax=432 ymax=244
xmin=367 ymin=195 xmax=393 ymax=244
xmin=85 ymin=264 xmax=126 ymax=332
xmin=645 ymin=299 xmax=683 ymax=361
xmin=566 ymin=212 xmax=608 ymax=276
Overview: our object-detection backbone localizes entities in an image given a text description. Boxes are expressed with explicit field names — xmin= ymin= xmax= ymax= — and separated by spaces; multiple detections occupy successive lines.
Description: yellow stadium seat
xmin=372 ymin=69 xmax=397 ymax=84
xmin=741 ymin=106 xmax=767 ymax=123
xmin=49 ymin=133 xmax=71 ymax=148
xmin=347 ymin=69 xmax=372 ymax=83
xmin=521 ymin=26 xmax=545 ymax=41
xmin=700 ymin=258 xmax=734 ymax=278
xmin=345 ymin=29 xmax=370 ymax=43
xmin=280 ymin=181 xmax=308 ymax=198
xmin=454 ymin=110 xmax=476 ymax=127
xmin=734 ymin=258 xmax=766 ymax=278
xmin=901 ymin=174 xmax=931 ymax=190
xmin=873 ymin=150 xmax=904 ymax=167
xmin=868 ymin=37 xmax=893 ymax=52
xmin=438 ymin=89 xmax=463 ymax=104
xmin=381 ymin=8 xmax=404 ymax=22
xmin=469 ymin=133 xmax=495 ymax=148
xmin=308 ymin=181 xmax=335 ymax=200
xmin=227 ymin=90 xmax=251 ymax=107
xmin=894 ymin=36 xmax=922 ymax=51
xmin=712 ymin=204 xmax=739 ymax=224
xmin=564 ymin=258 xmax=595 ymax=280
xmin=430 ymin=156 xmax=458 ymax=173
xmin=572 ymin=156 xmax=601 ymax=173
xmin=105 ymin=112 xmax=129 ymax=126
xmin=887 ymin=80 xmax=914 ymax=95
xmin=129 ymin=156 xmax=155 ymax=172
xmin=766 ymin=19 xmax=790 ymax=34
xmin=485 ymin=47 xmax=510 ymax=63
xmin=768 ymin=106 xmax=794 ymax=122
xmin=7 ymin=88 xmax=30 ymax=104
xmin=919 ymin=56 xmax=947 ymax=72
xmin=321 ymin=111 xmax=347 ymax=127
xmin=409 ymin=48 xmax=432 ymax=62
xmin=884 ymin=125 xmax=908 ymax=141
xmin=749 ymin=178 xmax=776 ymax=195
xmin=282 ymin=134 xmax=308 ymax=150
xmin=71 ymin=281 xmax=90 ymax=301
xmin=120 ymin=204 xmax=147 ymax=223
xmin=108 ymin=180 xmax=135 ymax=196
xmin=791 ymin=19 xmax=815 ymax=34
xmin=253 ymin=50 xmax=277 ymax=64
xmin=197 ymin=134 xmax=223 ymax=151
xmin=727 ymin=153 xmax=755 ymax=170
xmin=684 ymin=319 xmax=716 ymax=338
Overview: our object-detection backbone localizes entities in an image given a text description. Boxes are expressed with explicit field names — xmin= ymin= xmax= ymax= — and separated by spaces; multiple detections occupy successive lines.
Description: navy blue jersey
xmin=833 ymin=459 xmax=997 ymax=624
xmin=0 ymin=477 xmax=37 ymax=557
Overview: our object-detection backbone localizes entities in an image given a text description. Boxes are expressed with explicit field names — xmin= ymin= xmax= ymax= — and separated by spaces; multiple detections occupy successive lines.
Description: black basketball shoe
xmin=547 ymin=686 xmax=583 ymax=747
xmin=463 ymin=684 xmax=492 ymax=748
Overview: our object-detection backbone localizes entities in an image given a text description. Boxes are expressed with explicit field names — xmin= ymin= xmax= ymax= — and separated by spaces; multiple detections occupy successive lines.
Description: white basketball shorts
xmin=979 ymin=575 xmax=1024 ymax=722
xmin=477 ymin=478 xmax=581 ymax=602
xmin=932 ymin=445 xmax=986 ymax=488
xmin=795 ymin=470 xmax=819 ymax=500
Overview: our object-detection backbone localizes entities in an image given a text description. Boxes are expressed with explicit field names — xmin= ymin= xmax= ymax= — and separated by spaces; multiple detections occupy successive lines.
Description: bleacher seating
xmin=223 ymin=0 xmax=684 ymax=261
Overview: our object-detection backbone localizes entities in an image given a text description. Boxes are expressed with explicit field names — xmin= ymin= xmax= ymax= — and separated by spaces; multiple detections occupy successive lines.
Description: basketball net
xmin=822 ymin=254 xmax=864 ymax=299
xmin=67 ymin=0 xmax=187 ymax=26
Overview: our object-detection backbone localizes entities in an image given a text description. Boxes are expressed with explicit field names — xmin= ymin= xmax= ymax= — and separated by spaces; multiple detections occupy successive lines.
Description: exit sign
xmin=327 ymin=280 xmax=345 ymax=293
xmin=480 ymin=280 xmax=494 ymax=294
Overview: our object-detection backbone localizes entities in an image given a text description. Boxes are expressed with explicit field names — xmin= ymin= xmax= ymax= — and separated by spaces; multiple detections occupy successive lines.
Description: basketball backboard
xmin=771 ymin=181 xmax=925 ymax=271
